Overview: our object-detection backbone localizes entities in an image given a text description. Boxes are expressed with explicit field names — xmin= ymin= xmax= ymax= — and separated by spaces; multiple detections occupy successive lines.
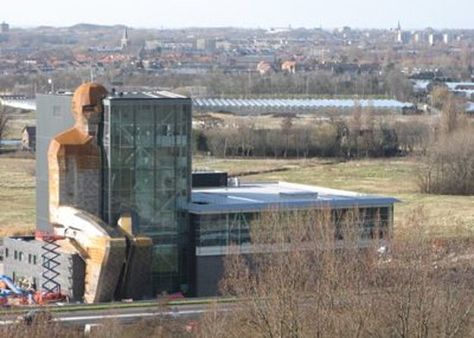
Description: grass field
xmin=194 ymin=156 xmax=474 ymax=239
xmin=0 ymin=156 xmax=35 ymax=236
xmin=0 ymin=156 xmax=472 ymax=239
xmin=4 ymin=110 xmax=36 ymax=139
xmin=197 ymin=112 xmax=436 ymax=130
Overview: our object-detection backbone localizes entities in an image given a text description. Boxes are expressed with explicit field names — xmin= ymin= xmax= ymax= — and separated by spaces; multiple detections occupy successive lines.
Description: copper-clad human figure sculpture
xmin=47 ymin=83 xmax=126 ymax=303
xmin=48 ymin=83 xmax=107 ymax=218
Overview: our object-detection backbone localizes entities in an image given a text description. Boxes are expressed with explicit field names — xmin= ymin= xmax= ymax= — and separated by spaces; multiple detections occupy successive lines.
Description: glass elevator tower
xmin=102 ymin=93 xmax=192 ymax=294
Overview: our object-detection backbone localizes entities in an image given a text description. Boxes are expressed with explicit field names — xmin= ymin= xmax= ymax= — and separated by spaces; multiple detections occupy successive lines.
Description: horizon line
xmin=5 ymin=22 xmax=474 ymax=32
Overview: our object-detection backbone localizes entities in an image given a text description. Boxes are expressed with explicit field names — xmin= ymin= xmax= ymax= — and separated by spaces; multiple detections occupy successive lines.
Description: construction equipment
xmin=0 ymin=275 xmax=31 ymax=306
xmin=0 ymin=275 xmax=25 ymax=296
xmin=35 ymin=231 xmax=64 ymax=294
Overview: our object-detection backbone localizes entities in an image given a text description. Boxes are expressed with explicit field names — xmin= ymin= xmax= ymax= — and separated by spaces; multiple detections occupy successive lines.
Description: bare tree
xmin=419 ymin=127 xmax=474 ymax=195
xmin=348 ymin=102 xmax=363 ymax=157
xmin=281 ymin=116 xmax=294 ymax=158
xmin=439 ymin=94 xmax=466 ymax=136
xmin=431 ymin=86 xmax=450 ymax=111
xmin=0 ymin=105 xmax=10 ymax=150
xmin=208 ymin=208 xmax=474 ymax=338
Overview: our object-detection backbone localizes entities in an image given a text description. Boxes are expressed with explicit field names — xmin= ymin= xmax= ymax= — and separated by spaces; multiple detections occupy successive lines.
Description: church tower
xmin=121 ymin=27 xmax=130 ymax=49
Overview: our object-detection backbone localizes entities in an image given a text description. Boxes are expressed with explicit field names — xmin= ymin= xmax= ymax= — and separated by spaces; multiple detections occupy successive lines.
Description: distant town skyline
xmin=3 ymin=0 xmax=474 ymax=30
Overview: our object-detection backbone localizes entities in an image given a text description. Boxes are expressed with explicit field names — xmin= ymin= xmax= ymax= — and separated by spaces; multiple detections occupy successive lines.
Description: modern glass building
xmin=187 ymin=182 xmax=397 ymax=296
xmin=31 ymin=88 xmax=398 ymax=300
xmin=102 ymin=92 xmax=192 ymax=294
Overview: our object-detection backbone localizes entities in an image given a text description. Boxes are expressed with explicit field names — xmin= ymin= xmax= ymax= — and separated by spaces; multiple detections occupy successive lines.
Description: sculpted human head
xmin=71 ymin=83 xmax=108 ymax=135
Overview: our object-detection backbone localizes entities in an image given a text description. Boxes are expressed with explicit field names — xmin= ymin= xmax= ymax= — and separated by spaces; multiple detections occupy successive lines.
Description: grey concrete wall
xmin=2 ymin=237 xmax=85 ymax=301
xmin=36 ymin=94 xmax=74 ymax=232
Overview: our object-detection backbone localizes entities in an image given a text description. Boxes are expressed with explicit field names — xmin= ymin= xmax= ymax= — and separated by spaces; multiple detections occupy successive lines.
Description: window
xmin=152 ymin=244 xmax=178 ymax=274
xmin=33 ymin=255 xmax=37 ymax=265
xmin=136 ymin=125 xmax=154 ymax=147
xmin=28 ymin=254 xmax=32 ymax=264
xmin=18 ymin=252 xmax=23 ymax=262
xmin=158 ymin=124 xmax=173 ymax=137
xmin=52 ymin=105 xmax=61 ymax=117
xmin=14 ymin=250 xmax=17 ymax=260
xmin=5 ymin=248 xmax=8 ymax=257
xmin=121 ymin=109 xmax=134 ymax=124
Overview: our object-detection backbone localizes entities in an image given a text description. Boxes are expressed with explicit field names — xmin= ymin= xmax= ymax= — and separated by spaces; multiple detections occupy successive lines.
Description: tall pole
xmin=48 ymin=79 xmax=54 ymax=94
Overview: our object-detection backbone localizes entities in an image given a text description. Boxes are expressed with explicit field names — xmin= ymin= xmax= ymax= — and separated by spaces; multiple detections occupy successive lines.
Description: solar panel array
xmin=1 ymin=97 xmax=415 ymax=115
xmin=193 ymin=98 xmax=414 ymax=114
xmin=0 ymin=98 xmax=36 ymax=111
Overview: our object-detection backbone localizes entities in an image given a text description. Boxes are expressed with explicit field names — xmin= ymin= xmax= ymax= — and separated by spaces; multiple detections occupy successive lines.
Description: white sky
xmin=2 ymin=0 xmax=474 ymax=29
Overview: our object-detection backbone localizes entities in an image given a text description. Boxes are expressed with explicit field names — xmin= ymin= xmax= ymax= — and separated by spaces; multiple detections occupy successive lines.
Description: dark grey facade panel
xmin=192 ymin=172 xmax=228 ymax=188
xmin=194 ymin=253 xmax=255 ymax=297
xmin=195 ymin=255 xmax=225 ymax=297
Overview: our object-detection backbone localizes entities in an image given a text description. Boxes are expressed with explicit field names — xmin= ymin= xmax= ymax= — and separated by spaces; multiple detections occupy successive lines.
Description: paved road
xmin=0 ymin=302 xmax=233 ymax=326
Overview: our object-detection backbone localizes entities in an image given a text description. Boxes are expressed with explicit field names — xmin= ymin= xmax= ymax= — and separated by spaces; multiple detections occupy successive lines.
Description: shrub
xmin=419 ymin=128 xmax=474 ymax=195
xmin=201 ymin=209 xmax=474 ymax=338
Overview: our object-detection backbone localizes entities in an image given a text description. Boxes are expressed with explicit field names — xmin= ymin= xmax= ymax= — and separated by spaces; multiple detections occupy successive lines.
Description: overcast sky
xmin=3 ymin=0 xmax=474 ymax=29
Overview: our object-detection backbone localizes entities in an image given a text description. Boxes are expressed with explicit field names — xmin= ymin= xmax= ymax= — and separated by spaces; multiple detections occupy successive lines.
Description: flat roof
xmin=187 ymin=181 xmax=399 ymax=214
xmin=105 ymin=91 xmax=188 ymax=101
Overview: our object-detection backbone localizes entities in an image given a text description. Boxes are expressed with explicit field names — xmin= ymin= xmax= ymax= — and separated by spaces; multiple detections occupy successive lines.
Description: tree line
xmin=194 ymin=114 xmax=432 ymax=160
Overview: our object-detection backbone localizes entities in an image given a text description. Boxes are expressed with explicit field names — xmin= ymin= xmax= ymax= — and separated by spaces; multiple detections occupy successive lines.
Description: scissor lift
xmin=35 ymin=231 xmax=65 ymax=294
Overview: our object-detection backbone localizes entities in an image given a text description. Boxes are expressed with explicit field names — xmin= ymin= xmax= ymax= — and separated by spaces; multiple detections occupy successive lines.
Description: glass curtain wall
xmin=103 ymin=98 xmax=191 ymax=294
xmin=194 ymin=207 xmax=391 ymax=249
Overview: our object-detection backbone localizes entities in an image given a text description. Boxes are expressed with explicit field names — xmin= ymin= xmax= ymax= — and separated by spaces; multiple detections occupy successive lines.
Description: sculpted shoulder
xmin=51 ymin=127 xmax=93 ymax=146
